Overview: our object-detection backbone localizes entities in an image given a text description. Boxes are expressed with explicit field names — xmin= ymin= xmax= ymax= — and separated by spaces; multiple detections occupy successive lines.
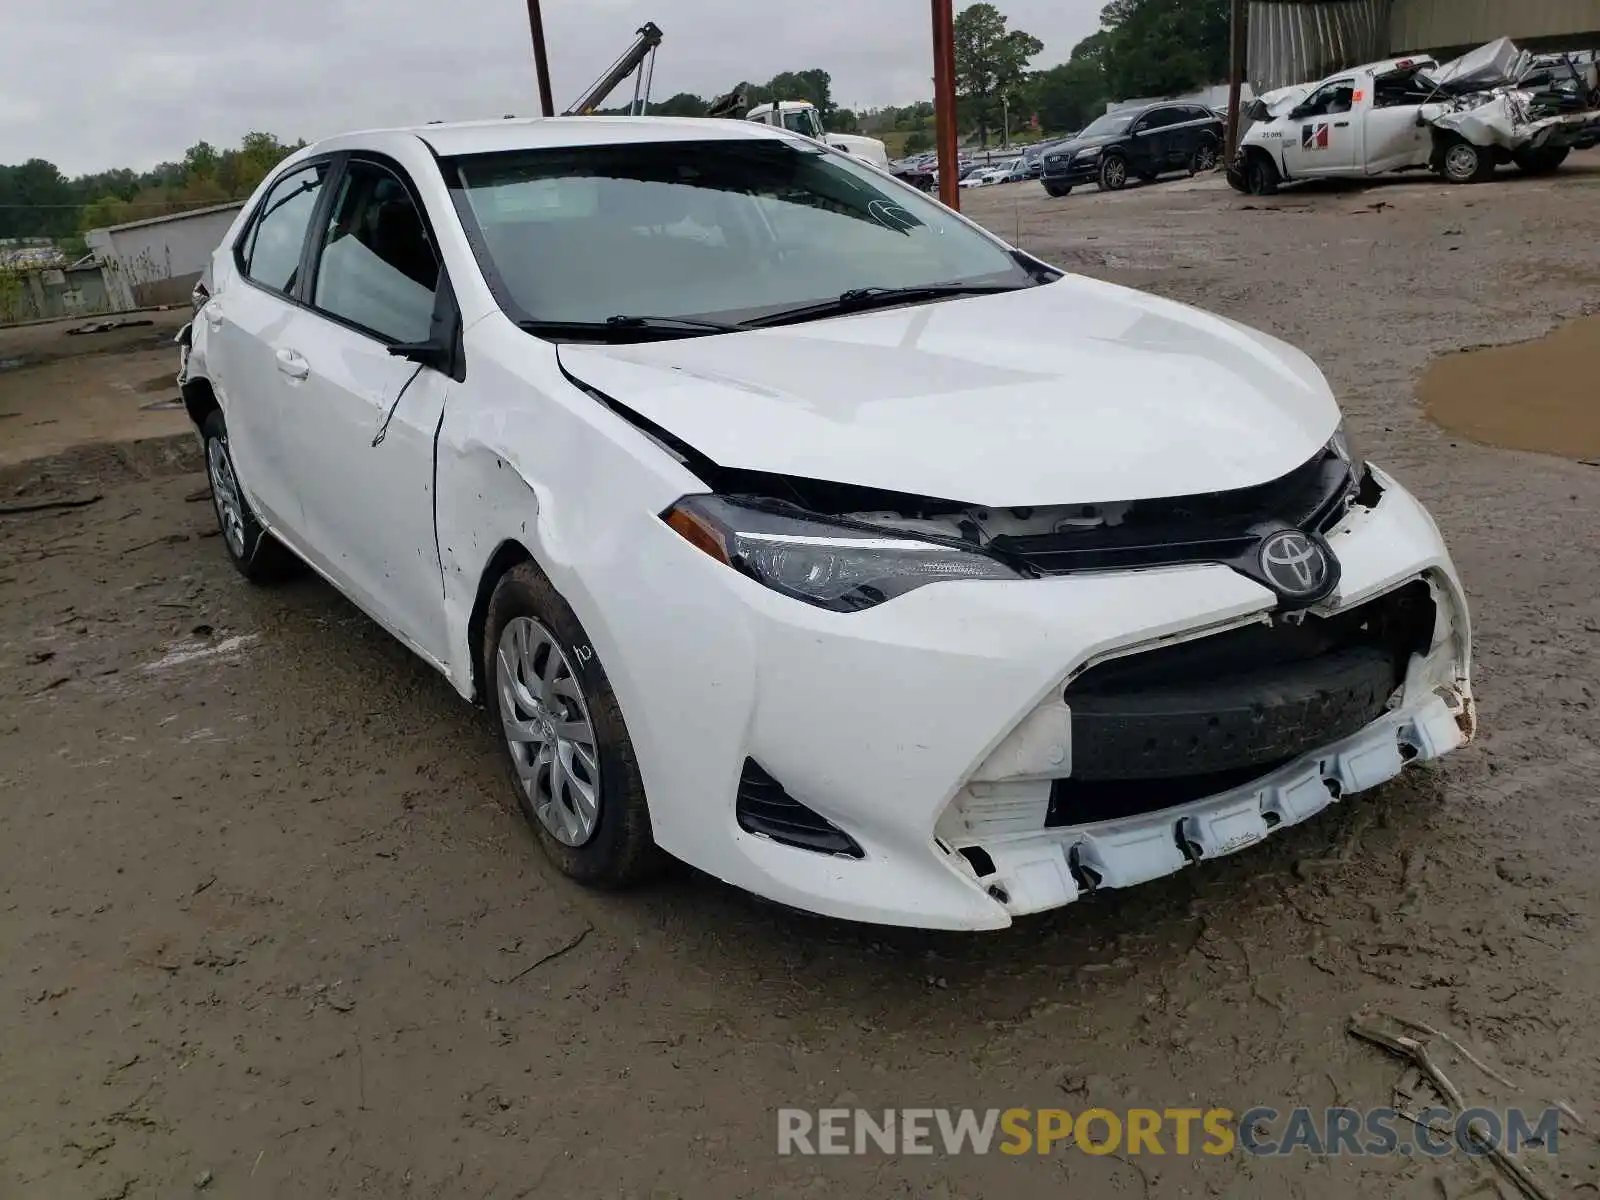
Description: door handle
xmin=275 ymin=348 xmax=310 ymax=381
xmin=1334 ymin=121 xmax=1350 ymax=127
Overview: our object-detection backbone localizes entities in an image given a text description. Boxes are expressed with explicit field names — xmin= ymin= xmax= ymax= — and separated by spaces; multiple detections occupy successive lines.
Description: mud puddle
xmin=1419 ymin=314 xmax=1600 ymax=458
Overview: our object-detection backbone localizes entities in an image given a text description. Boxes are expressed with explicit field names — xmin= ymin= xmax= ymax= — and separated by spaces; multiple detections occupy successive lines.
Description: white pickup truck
xmin=1232 ymin=41 xmax=1600 ymax=194
xmin=742 ymin=100 xmax=891 ymax=167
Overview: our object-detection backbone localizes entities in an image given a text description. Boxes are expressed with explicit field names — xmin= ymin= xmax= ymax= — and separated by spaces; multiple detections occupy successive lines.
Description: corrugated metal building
xmin=1391 ymin=0 xmax=1600 ymax=54
xmin=1248 ymin=0 xmax=1600 ymax=90
xmin=85 ymin=201 xmax=244 ymax=311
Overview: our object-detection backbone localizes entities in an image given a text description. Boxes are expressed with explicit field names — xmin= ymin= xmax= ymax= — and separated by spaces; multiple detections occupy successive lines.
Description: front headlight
xmin=663 ymin=495 xmax=1021 ymax=612
xmin=1077 ymin=145 xmax=1102 ymax=159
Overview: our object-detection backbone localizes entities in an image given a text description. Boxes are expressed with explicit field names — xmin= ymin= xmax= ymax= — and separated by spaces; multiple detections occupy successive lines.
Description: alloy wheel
xmin=207 ymin=437 xmax=246 ymax=559
xmin=495 ymin=616 xmax=601 ymax=847
xmin=1444 ymin=143 xmax=1480 ymax=182
xmin=1103 ymin=157 xmax=1126 ymax=188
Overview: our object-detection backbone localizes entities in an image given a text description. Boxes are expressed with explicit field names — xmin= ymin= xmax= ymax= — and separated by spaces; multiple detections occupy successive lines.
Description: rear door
xmin=276 ymin=155 xmax=457 ymax=663
xmin=1363 ymin=67 xmax=1434 ymax=172
xmin=207 ymin=160 xmax=333 ymax=534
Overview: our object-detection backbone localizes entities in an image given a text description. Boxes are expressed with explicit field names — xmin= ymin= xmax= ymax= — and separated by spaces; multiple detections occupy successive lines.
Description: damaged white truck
xmin=1231 ymin=39 xmax=1600 ymax=193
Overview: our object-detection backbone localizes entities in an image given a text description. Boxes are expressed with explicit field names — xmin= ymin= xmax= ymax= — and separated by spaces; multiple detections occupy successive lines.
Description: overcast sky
xmin=3 ymin=0 xmax=1105 ymax=176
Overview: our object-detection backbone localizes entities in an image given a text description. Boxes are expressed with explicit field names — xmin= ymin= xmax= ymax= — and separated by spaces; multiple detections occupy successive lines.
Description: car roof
xmin=306 ymin=115 xmax=795 ymax=160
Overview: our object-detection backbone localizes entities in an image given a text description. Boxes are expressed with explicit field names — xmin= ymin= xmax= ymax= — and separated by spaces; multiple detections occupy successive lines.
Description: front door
xmin=276 ymin=157 xmax=456 ymax=665
xmin=1129 ymin=109 xmax=1178 ymax=176
xmin=1280 ymin=79 xmax=1360 ymax=178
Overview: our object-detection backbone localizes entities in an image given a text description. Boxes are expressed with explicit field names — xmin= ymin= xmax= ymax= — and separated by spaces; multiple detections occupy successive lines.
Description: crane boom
xmin=564 ymin=22 xmax=664 ymax=116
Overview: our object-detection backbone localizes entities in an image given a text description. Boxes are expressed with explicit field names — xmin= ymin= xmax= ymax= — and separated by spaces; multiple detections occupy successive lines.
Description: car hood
xmin=1047 ymin=133 xmax=1123 ymax=156
xmin=556 ymin=278 xmax=1340 ymax=508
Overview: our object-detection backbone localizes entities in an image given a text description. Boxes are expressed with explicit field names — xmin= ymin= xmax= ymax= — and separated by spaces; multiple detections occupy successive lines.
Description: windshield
xmin=780 ymin=108 xmax=823 ymax=139
xmin=1077 ymin=113 xmax=1134 ymax=138
xmin=449 ymin=139 xmax=1034 ymax=331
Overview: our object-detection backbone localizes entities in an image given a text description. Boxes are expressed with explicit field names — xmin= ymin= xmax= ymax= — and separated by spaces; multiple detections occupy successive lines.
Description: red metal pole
xmin=932 ymin=0 xmax=961 ymax=210
xmin=526 ymin=0 xmax=556 ymax=117
xmin=1224 ymin=0 xmax=1248 ymax=158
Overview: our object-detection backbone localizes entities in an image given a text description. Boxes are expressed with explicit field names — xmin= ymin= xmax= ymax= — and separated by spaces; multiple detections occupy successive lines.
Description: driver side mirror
xmin=1288 ymin=105 xmax=1311 ymax=120
xmin=386 ymin=268 xmax=466 ymax=382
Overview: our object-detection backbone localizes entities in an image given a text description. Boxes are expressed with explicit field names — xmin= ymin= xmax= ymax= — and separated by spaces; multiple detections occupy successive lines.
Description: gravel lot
xmin=3 ymin=164 xmax=1599 ymax=1200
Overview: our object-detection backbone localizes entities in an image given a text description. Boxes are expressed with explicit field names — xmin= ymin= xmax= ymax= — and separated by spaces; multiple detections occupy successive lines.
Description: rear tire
xmin=1098 ymin=154 xmax=1129 ymax=191
xmin=1513 ymin=145 xmax=1569 ymax=175
xmin=1191 ymin=140 xmax=1220 ymax=174
xmin=482 ymin=561 xmax=661 ymax=889
xmin=200 ymin=410 xmax=300 ymax=584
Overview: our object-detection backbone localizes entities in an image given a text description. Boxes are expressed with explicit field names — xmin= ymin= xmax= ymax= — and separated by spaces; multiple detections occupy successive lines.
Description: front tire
xmin=1243 ymin=153 xmax=1281 ymax=196
xmin=201 ymin=410 xmax=299 ymax=583
xmin=1043 ymin=182 xmax=1072 ymax=197
xmin=1441 ymin=137 xmax=1495 ymax=183
xmin=1098 ymin=154 xmax=1129 ymax=191
xmin=483 ymin=561 xmax=660 ymax=888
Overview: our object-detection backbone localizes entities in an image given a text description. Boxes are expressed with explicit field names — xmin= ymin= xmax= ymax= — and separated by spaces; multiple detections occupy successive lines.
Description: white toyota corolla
xmin=178 ymin=116 xmax=1474 ymax=930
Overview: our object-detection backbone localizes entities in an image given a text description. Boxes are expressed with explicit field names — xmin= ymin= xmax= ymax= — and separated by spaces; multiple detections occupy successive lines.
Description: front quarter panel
xmin=434 ymin=315 xmax=708 ymax=702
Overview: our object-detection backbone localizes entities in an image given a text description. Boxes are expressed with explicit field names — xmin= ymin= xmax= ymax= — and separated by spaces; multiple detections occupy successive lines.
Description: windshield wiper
xmin=515 ymin=315 xmax=748 ymax=342
xmin=604 ymin=314 xmax=750 ymax=333
xmin=743 ymin=283 xmax=1026 ymax=329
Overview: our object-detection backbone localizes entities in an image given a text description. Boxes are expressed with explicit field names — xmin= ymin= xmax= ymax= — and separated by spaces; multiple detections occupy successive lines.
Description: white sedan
xmin=179 ymin=115 xmax=1475 ymax=930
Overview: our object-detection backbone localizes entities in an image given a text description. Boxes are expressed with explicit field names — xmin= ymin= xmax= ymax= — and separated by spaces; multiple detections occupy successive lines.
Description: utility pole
xmin=526 ymin=0 xmax=556 ymax=117
xmin=1224 ymin=0 xmax=1248 ymax=159
xmin=1002 ymin=93 xmax=1010 ymax=149
xmin=931 ymin=0 xmax=961 ymax=210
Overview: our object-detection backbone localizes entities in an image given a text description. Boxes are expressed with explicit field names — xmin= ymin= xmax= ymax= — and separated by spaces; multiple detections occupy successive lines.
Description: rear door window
xmin=238 ymin=164 xmax=328 ymax=295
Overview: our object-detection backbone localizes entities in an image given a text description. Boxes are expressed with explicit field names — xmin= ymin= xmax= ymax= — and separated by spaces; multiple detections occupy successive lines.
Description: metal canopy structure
xmin=1247 ymin=0 xmax=1600 ymax=91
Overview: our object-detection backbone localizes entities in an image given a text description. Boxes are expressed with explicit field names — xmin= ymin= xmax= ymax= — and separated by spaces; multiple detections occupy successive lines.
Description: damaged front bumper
xmin=950 ymin=679 xmax=1471 ymax=918
xmin=626 ymin=462 xmax=1473 ymax=931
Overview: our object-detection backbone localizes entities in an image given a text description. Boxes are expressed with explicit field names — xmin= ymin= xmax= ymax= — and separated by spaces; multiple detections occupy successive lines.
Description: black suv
xmin=1039 ymin=102 xmax=1224 ymax=196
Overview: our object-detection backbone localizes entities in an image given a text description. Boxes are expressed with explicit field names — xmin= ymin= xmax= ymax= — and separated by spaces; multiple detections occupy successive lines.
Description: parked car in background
xmin=176 ymin=113 xmax=1474 ymax=931
xmin=889 ymin=157 xmax=936 ymax=192
xmin=1022 ymin=137 xmax=1076 ymax=176
xmin=1040 ymin=103 xmax=1225 ymax=196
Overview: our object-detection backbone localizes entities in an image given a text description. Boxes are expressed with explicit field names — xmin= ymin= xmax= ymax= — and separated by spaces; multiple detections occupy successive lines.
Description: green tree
xmin=651 ymin=92 xmax=709 ymax=116
xmin=765 ymin=69 xmax=836 ymax=120
xmin=903 ymin=130 xmax=934 ymax=155
xmin=0 ymin=159 xmax=76 ymax=239
xmin=953 ymin=3 xmax=1044 ymax=146
xmin=1097 ymin=0 xmax=1229 ymax=100
xmin=1030 ymin=58 xmax=1109 ymax=133
xmin=183 ymin=141 xmax=221 ymax=180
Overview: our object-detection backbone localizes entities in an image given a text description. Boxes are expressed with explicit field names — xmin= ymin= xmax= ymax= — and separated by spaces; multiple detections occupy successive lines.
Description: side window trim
xmin=291 ymin=153 xmax=349 ymax=304
xmin=301 ymin=152 xmax=455 ymax=353
xmin=231 ymin=154 xmax=342 ymax=298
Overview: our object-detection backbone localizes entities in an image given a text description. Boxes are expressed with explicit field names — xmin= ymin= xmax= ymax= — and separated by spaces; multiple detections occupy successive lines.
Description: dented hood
xmin=557 ymin=278 xmax=1340 ymax=508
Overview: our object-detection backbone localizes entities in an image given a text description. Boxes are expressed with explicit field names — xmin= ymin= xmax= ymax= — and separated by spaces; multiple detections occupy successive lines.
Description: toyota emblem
xmin=1258 ymin=530 xmax=1334 ymax=602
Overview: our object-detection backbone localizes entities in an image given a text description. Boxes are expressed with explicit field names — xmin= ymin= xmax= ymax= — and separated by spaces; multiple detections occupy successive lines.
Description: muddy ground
xmin=2 ymin=164 xmax=1599 ymax=1199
